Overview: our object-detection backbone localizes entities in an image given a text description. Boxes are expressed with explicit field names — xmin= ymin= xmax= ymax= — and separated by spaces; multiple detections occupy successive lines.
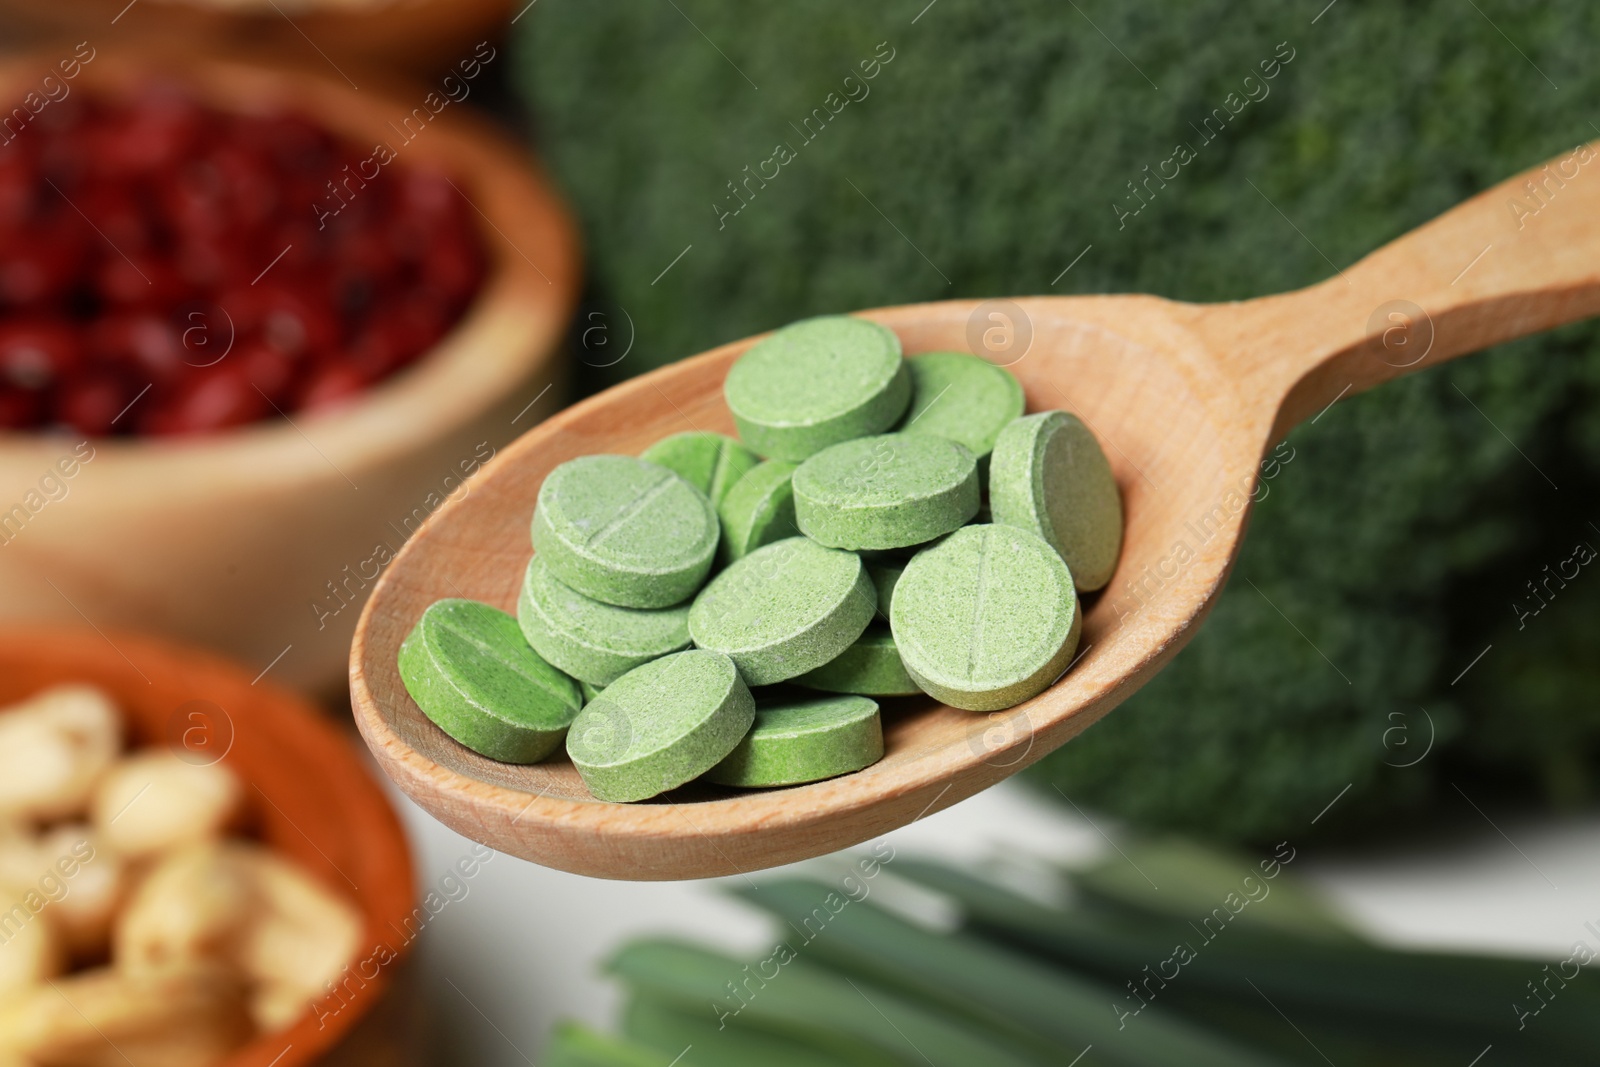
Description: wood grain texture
xmin=0 ymin=49 xmax=580 ymax=694
xmin=353 ymin=138 xmax=1600 ymax=880
xmin=0 ymin=0 xmax=511 ymax=77
xmin=0 ymin=625 xmax=415 ymax=1067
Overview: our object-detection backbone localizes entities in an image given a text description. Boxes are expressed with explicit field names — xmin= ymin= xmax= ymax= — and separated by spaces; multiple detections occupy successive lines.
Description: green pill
xmin=705 ymin=693 xmax=884 ymax=787
xmin=532 ymin=454 xmax=719 ymax=608
xmin=517 ymin=555 xmax=692 ymax=686
xmin=717 ymin=460 xmax=799 ymax=563
xmin=688 ymin=536 xmax=875 ymax=686
xmin=724 ymin=316 xmax=910 ymax=462
xmin=566 ymin=649 xmax=755 ymax=803
xmin=580 ymin=680 xmax=604 ymax=704
xmin=891 ymin=524 xmax=1081 ymax=711
xmin=640 ymin=431 xmax=761 ymax=507
xmin=989 ymin=410 xmax=1124 ymax=592
xmin=795 ymin=626 xmax=921 ymax=697
xmin=398 ymin=598 xmax=582 ymax=763
xmin=866 ymin=560 xmax=903 ymax=622
xmin=898 ymin=351 xmax=1025 ymax=464
xmin=793 ymin=433 xmax=979 ymax=551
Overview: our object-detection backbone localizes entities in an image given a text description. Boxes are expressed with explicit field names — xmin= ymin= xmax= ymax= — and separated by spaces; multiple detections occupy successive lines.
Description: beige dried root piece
xmin=0 ymin=886 xmax=64 ymax=999
xmin=33 ymin=828 xmax=123 ymax=962
xmin=0 ymin=823 xmax=36 ymax=898
xmin=0 ymin=687 xmax=121 ymax=824
xmin=235 ymin=846 xmax=366 ymax=1031
xmin=117 ymin=842 xmax=363 ymax=1034
xmin=114 ymin=844 xmax=255 ymax=973
xmin=0 ymin=824 xmax=124 ymax=963
xmin=0 ymin=965 xmax=253 ymax=1067
xmin=91 ymin=753 xmax=242 ymax=859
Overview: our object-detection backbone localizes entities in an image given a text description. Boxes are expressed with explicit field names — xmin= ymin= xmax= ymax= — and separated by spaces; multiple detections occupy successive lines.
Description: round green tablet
xmin=795 ymin=626 xmax=922 ymax=697
xmin=989 ymin=410 xmax=1123 ymax=592
xmin=705 ymin=693 xmax=883 ymax=787
xmin=565 ymin=649 xmax=755 ymax=802
xmin=531 ymin=455 xmax=719 ymax=608
xmin=898 ymin=351 xmax=1025 ymax=463
xmin=398 ymin=598 xmax=582 ymax=763
xmin=866 ymin=560 xmax=903 ymax=623
xmin=580 ymin=680 xmax=604 ymax=704
xmin=640 ymin=431 xmax=762 ymax=507
xmin=724 ymin=316 xmax=910 ymax=462
xmin=517 ymin=555 xmax=692 ymax=686
xmin=688 ymin=536 xmax=875 ymax=686
xmin=717 ymin=460 xmax=799 ymax=563
xmin=891 ymin=524 xmax=1081 ymax=711
xmin=793 ymin=433 xmax=979 ymax=551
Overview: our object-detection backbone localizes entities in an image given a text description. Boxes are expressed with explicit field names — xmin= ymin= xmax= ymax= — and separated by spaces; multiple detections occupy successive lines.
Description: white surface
xmin=389 ymin=777 xmax=1600 ymax=1065
xmin=1306 ymin=810 xmax=1600 ymax=959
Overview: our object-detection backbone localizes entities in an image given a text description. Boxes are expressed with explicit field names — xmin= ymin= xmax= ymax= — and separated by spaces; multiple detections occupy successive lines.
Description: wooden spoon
xmin=352 ymin=140 xmax=1600 ymax=880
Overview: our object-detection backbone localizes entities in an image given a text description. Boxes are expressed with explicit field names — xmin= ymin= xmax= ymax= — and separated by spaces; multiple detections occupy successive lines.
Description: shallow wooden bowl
xmin=0 ymin=624 xmax=416 ymax=1066
xmin=0 ymin=0 xmax=514 ymax=77
xmin=0 ymin=49 xmax=580 ymax=697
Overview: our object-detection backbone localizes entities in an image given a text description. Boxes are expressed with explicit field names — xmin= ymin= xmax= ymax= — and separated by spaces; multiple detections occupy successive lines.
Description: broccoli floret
xmin=515 ymin=0 xmax=1600 ymax=840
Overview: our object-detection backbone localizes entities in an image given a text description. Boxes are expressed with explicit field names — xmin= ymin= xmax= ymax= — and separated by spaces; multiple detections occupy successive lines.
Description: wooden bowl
xmin=0 ymin=0 xmax=514 ymax=77
xmin=0 ymin=624 xmax=416 ymax=1066
xmin=0 ymin=49 xmax=580 ymax=697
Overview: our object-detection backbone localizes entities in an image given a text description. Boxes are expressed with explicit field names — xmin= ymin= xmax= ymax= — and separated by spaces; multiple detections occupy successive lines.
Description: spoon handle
xmin=1205 ymin=139 xmax=1600 ymax=437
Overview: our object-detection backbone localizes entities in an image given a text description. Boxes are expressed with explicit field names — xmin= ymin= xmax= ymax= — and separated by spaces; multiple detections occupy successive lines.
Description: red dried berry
xmin=295 ymin=361 xmax=369 ymax=412
xmin=0 ymin=223 xmax=86 ymax=305
xmin=92 ymin=84 xmax=202 ymax=177
xmin=141 ymin=364 xmax=269 ymax=436
xmin=89 ymin=313 xmax=188 ymax=382
xmin=238 ymin=342 xmax=296 ymax=403
xmin=0 ymin=318 xmax=80 ymax=390
xmin=56 ymin=372 xmax=132 ymax=436
xmin=0 ymin=385 xmax=44 ymax=430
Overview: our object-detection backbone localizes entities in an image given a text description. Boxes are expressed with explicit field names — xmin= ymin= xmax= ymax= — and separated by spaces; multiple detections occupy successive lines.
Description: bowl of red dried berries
xmin=0 ymin=49 xmax=579 ymax=695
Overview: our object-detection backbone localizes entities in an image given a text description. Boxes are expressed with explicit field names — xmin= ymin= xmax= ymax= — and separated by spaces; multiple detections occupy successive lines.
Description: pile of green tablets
xmin=399 ymin=315 xmax=1123 ymax=802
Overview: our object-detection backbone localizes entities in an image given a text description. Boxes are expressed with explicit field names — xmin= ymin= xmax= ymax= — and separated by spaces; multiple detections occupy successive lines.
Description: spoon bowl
xmin=353 ymin=141 xmax=1600 ymax=879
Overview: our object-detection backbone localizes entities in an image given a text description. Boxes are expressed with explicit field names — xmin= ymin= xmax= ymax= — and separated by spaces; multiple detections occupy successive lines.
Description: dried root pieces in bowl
xmin=0 ymin=687 xmax=121 ymax=824
xmin=0 ymin=685 xmax=364 ymax=1067
xmin=0 ymin=824 xmax=123 ymax=962
xmin=116 ymin=843 xmax=364 ymax=1033
xmin=0 ymin=966 xmax=253 ymax=1067
xmin=90 ymin=753 xmax=243 ymax=860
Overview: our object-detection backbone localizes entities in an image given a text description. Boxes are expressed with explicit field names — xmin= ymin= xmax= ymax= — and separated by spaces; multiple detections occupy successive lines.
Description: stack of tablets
xmin=400 ymin=316 xmax=1123 ymax=802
